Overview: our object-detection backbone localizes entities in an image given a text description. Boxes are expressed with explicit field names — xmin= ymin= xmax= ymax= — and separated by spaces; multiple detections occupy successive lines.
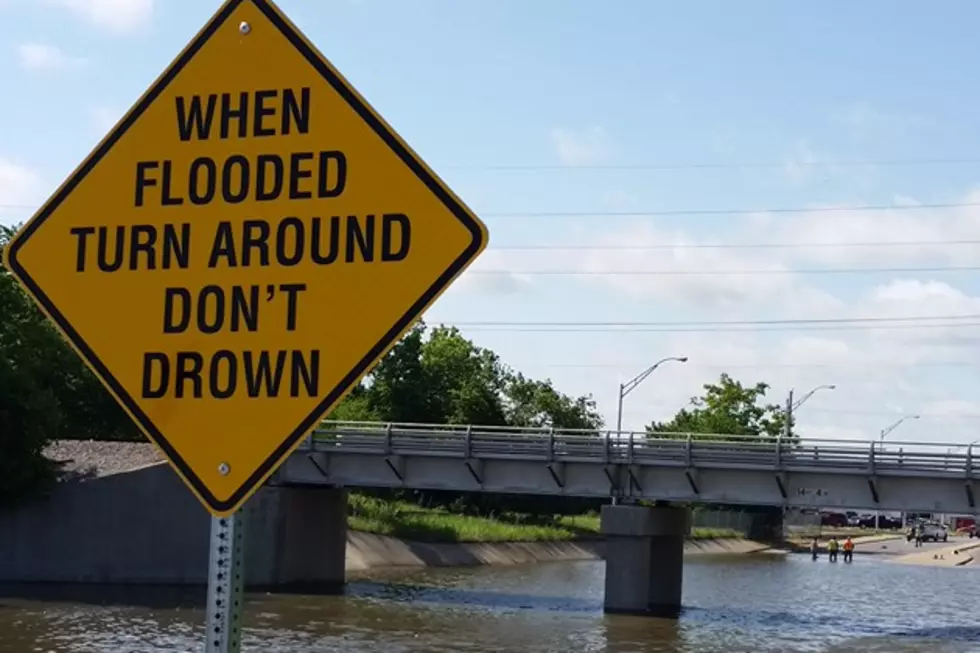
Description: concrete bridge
xmin=267 ymin=421 xmax=978 ymax=617
xmin=279 ymin=421 xmax=978 ymax=514
xmin=3 ymin=423 xmax=976 ymax=619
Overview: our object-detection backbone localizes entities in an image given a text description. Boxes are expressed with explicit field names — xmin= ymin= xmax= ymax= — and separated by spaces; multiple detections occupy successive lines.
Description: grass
xmin=347 ymin=494 xmax=743 ymax=543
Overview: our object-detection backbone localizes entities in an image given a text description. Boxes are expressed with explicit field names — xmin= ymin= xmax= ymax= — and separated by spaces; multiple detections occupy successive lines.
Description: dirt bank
xmin=346 ymin=532 xmax=773 ymax=572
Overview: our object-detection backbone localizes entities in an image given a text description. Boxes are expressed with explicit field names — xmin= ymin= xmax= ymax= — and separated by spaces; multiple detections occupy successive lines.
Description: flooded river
xmin=1 ymin=551 xmax=979 ymax=652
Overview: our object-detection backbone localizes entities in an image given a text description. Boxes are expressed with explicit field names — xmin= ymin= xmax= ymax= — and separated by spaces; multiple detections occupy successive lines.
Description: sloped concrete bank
xmin=346 ymin=532 xmax=773 ymax=572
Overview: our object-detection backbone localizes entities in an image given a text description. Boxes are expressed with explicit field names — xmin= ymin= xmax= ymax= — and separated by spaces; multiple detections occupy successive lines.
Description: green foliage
xmin=327 ymin=323 xmax=602 ymax=431
xmin=0 ymin=225 xmax=144 ymax=506
xmin=646 ymin=373 xmax=792 ymax=441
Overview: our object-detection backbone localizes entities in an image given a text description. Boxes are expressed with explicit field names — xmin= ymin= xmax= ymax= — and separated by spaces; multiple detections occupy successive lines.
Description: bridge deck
xmin=275 ymin=422 xmax=978 ymax=514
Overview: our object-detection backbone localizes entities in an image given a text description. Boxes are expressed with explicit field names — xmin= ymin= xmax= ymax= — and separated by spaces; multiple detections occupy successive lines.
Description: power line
xmin=4 ymin=200 xmax=980 ymax=218
xmin=519 ymin=361 xmax=975 ymax=369
xmin=448 ymin=314 xmax=980 ymax=327
xmin=805 ymin=407 xmax=980 ymax=420
xmin=482 ymin=201 xmax=980 ymax=219
xmin=447 ymin=158 xmax=980 ymax=171
xmin=492 ymin=239 xmax=980 ymax=251
xmin=452 ymin=322 xmax=980 ymax=334
xmin=470 ymin=265 xmax=980 ymax=276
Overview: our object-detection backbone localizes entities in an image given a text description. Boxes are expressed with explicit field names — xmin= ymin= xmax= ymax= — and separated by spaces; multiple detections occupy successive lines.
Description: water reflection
xmin=0 ymin=552 xmax=978 ymax=653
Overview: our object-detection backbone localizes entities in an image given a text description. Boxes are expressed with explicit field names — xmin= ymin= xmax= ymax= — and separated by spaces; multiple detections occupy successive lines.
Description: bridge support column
xmin=245 ymin=486 xmax=347 ymax=592
xmin=601 ymin=504 xmax=688 ymax=618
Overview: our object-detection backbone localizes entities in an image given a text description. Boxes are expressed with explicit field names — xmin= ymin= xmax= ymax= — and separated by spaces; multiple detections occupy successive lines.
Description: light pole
xmin=879 ymin=414 xmax=919 ymax=444
xmin=784 ymin=384 xmax=836 ymax=439
xmin=615 ymin=356 xmax=688 ymax=436
xmin=612 ymin=355 xmax=687 ymax=506
xmin=876 ymin=414 xmax=920 ymax=530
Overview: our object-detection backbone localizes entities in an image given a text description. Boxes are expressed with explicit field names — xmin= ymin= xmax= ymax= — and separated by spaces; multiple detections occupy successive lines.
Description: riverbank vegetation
xmin=347 ymin=493 xmax=743 ymax=543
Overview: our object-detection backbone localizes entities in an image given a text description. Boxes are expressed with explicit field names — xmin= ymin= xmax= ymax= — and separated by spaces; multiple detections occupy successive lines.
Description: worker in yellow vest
xmin=827 ymin=537 xmax=839 ymax=562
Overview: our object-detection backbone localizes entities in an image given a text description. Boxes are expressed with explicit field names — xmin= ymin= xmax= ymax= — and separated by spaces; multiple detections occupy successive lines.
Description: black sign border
xmin=5 ymin=0 xmax=485 ymax=514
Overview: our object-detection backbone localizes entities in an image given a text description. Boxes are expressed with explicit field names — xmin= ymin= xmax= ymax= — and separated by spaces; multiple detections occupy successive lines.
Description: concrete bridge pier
xmin=245 ymin=485 xmax=348 ymax=592
xmin=601 ymin=504 xmax=688 ymax=618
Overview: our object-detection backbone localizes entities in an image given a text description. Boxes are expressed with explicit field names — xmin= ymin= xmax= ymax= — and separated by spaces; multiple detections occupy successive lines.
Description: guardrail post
xmin=464 ymin=424 xmax=473 ymax=459
xmin=869 ymin=441 xmax=876 ymax=475
xmin=604 ymin=431 xmax=611 ymax=464
xmin=775 ymin=435 xmax=782 ymax=469
xmin=967 ymin=446 xmax=973 ymax=479
xmin=685 ymin=434 xmax=693 ymax=468
xmin=628 ymin=431 xmax=634 ymax=465
xmin=384 ymin=422 xmax=393 ymax=455
xmin=548 ymin=427 xmax=555 ymax=462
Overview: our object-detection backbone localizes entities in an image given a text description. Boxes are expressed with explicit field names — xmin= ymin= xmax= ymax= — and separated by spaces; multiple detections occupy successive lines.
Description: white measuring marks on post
xmin=205 ymin=512 xmax=246 ymax=653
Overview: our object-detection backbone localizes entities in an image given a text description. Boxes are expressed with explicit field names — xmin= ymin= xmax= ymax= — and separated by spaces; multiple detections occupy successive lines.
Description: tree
xmin=0 ymin=225 xmax=140 ymax=444
xmin=504 ymin=373 xmax=602 ymax=431
xmin=327 ymin=323 xmax=600 ymax=431
xmin=646 ymin=373 xmax=791 ymax=441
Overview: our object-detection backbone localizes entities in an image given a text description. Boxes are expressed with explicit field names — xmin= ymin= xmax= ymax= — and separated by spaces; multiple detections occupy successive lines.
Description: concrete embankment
xmin=891 ymin=540 xmax=980 ymax=568
xmin=346 ymin=532 xmax=772 ymax=572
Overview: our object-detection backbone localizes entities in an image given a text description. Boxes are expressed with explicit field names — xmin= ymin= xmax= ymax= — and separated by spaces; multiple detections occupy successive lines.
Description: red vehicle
xmin=952 ymin=516 xmax=976 ymax=532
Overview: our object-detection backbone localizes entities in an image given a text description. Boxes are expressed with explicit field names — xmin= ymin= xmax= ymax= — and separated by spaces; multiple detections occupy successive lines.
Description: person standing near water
xmin=827 ymin=537 xmax=839 ymax=562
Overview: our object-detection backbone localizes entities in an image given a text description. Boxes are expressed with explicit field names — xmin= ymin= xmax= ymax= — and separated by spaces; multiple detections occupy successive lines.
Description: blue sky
xmin=4 ymin=0 xmax=980 ymax=446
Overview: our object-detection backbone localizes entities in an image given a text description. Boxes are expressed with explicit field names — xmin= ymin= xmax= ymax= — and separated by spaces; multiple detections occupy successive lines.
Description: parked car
xmin=858 ymin=514 xmax=902 ymax=529
xmin=918 ymin=522 xmax=949 ymax=542
xmin=820 ymin=512 xmax=848 ymax=527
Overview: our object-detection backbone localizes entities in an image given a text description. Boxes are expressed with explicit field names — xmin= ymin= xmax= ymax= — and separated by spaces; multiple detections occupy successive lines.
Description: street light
xmin=792 ymin=385 xmax=837 ymax=411
xmin=875 ymin=414 xmax=920 ymax=530
xmin=783 ymin=384 xmax=836 ymax=438
xmin=615 ymin=356 xmax=688 ymax=436
xmin=879 ymin=414 xmax=920 ymax=443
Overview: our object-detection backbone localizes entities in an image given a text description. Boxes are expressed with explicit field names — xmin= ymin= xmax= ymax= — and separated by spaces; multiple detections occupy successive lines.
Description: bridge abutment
xmin=601 ymin=504 xmax=688 ymax=618
xmin=246 ymin=485 xmax=348 ymax=592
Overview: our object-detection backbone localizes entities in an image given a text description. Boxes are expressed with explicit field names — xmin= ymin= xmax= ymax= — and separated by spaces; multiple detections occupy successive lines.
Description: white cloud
xmin=0 ymin=159 xmax=42 ymax=226
xmin=90 ymin=105 xmax=122 ymax=135
xmin=549 ymin=126 xmax=612 ymax=166
xmin=456 ymin=193 xmax=980 ymax=445
xmin=487 ymin=219 xmax=843 ymax=314
xmin=46 ymin=0 xmax=154 ymax=34
xmin=17 ymin=42 xmax=87 ymax=71
xmin=453 ymin=249 xmax=533 ymax=295
xmin=835 ymin=102 xmax=934 ymax=133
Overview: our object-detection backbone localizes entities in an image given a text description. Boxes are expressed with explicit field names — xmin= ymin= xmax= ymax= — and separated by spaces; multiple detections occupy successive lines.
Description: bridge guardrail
xmin=308 ymin=421 xmax=976 ymax=478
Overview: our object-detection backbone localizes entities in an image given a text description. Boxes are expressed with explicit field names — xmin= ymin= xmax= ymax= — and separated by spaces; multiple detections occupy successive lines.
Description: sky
xmin=3 ymin=0 xmax=980 ymax=447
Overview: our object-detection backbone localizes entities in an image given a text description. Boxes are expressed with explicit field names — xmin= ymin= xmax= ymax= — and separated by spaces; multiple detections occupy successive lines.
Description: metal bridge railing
xmin=307 ymin=420 xmax=976 ymax=478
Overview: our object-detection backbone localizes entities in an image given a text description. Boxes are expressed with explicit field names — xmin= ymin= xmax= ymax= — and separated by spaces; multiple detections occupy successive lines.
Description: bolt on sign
xmin=3 ymin=0 xmax=488 ymax=517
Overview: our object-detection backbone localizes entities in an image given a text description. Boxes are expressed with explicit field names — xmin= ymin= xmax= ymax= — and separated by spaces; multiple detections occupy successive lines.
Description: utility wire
xmin=482 ymin=202 xmax=980 ymax=218
xmin=520 ymin=361 xmax=976 ymax=369
xmin=3 ymin=200 xmax=980 ymax=218
xmin=469 ymin=265 xmax=980 ymax=276
xmin=492 ymin=239 xmax=980 ymax=251
xmin=451 ymin=322 xmax=980 ymax=334
xmin=446 ymin=158 xmax=980 ymax=171
xmin=447 ymin=314 xmax=980 ymax=327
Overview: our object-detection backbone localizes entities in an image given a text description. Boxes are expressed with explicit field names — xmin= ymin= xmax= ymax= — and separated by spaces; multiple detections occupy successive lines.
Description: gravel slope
xmin=43 ymin=440 xmax=163 ymax=479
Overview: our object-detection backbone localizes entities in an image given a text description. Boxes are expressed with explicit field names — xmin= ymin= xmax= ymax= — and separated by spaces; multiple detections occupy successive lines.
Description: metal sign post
xmin=205 ymin=512 xmax=246 ymax=653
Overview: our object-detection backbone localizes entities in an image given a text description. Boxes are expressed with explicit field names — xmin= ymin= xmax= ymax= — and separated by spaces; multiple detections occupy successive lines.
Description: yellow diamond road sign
xmin=3 ymin=0 xmax=488 ymax=517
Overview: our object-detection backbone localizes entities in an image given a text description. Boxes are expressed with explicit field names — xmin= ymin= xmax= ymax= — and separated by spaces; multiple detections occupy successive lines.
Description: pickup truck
xmin=917 ymin=522 xmax=949 ymax=542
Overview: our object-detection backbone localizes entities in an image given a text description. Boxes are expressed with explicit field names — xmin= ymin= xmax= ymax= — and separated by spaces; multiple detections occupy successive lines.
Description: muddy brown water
xmin=1 ymin=550 xmax=978 ymax=652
